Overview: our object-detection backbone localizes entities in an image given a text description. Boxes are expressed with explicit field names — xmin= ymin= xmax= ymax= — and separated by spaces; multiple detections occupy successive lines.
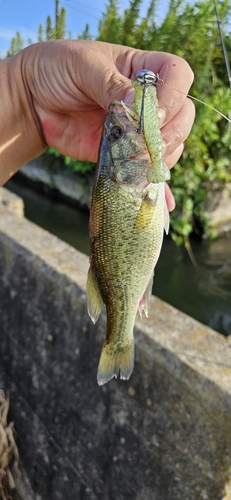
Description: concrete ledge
xmin=206 ymin=183 xmax=231 ymax=233
xmin=19 ymin=161 xmax=93 ymax=210
xmin=0 ymin=187 xmax=24 ymax=217
xmin=0 ymin=203 xmax=230 ymax=500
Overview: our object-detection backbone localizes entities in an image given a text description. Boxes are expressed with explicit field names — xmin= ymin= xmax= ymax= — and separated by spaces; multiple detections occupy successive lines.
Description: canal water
xmin=6 ymin=178 xmax=231 ymax=337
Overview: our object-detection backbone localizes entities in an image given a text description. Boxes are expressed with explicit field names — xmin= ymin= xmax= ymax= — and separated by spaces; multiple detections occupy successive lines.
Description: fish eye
xmin=108 ymin=125 xmax=123 ymax=141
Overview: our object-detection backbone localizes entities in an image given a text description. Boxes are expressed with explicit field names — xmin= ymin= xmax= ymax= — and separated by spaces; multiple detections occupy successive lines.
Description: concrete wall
xmin=0 ymin=194 xmax=230 ymax=500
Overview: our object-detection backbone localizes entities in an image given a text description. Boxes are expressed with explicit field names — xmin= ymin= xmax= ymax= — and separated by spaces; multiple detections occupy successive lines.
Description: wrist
xmin=0 ymin=49 xmax=47 ymax=186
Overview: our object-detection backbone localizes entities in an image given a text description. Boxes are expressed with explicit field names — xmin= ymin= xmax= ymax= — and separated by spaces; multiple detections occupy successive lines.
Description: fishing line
xmin=160 ymin=81 xmax=231 ymax=124
xmin=137 ymin=84 xmax=146 ymax=134
xmin=213 ymin=0 xmax=231 ymax=92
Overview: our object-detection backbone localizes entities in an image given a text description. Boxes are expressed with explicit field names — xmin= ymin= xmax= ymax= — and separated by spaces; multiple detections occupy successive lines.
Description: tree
xmin=121 ymin=0 xmax=143 ymax=45
xmin=97 ymin=0 xmax=122 ymax=44
xmin=97 ymin=0 xmax=157 ymax=47
xmin=38 ymin=24 xmax=45 ymax=42
xmin=6 ymin=32 xmax=24 ymax=57
xmin=37 ymin=8 xmax=67 ymax=41
xmin=56 ymin=7 xmax=67 ymax=39
xmin=8 ymin=6 xmax=68 ymax=50
xmin=46 ymin=15 xmax=54 ymax=40
xmin=78 ymin=24 xmax=93 ymax=40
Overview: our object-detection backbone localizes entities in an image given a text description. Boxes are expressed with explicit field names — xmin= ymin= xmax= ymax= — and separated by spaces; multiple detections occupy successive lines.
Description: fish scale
xmin=87 ymin=75 xmax=170 ymax=385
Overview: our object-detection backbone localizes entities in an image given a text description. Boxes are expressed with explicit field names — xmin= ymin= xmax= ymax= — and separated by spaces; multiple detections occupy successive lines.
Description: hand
xmin=1 ymin=40 xmax=195 ymax=205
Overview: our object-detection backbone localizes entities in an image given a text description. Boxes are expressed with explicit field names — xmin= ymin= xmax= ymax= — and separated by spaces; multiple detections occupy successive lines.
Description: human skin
xmin=0 ymin=40 xmax=195 ymax=209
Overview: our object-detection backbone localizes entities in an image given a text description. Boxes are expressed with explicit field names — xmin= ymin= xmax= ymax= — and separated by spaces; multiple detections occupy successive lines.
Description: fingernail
xmin=158 ymin=107 xmax=167 ymax=126
xmin=123 ymin=88 xmax=135 ymax=104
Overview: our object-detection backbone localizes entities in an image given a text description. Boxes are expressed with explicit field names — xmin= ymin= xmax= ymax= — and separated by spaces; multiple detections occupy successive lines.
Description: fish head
xmin=97 ymin=101 xmax=152 ymax=189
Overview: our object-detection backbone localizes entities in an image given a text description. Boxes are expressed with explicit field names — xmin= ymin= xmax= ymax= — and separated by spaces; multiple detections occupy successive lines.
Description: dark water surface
xmin=6 ymin=178 xmax=231 ymax=337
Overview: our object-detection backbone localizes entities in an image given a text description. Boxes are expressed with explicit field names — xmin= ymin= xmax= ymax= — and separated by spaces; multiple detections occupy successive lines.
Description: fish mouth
xmin=128 ymin=151 xmax=149 ymax=161
xmin=109 ymin=101 xmax=132 ymax=113
xmin=109 ymin=101 xmax=138 ymax=123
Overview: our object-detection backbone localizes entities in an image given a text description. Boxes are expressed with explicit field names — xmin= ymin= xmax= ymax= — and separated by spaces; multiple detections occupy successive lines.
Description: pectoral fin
xmin=135 ymin=197 xmax=155 ymax=231
xmin=86 ymin=267 xmax=104 ymax=324
xmin=138 ymin=272 xmax=154 ymax=318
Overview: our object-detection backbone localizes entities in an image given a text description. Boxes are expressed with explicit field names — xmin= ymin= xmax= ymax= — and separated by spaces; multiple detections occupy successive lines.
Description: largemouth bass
xmin=87 ymin=71 xmax=170 ymax=385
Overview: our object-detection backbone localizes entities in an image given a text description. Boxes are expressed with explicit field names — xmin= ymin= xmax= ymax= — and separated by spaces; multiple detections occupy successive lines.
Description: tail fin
xmin=97 ymin=341 xmax=134 ymax=386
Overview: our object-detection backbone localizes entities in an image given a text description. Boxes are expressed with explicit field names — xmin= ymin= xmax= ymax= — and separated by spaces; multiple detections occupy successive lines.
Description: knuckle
xmin=104 ymin=72 xmax=131 ymax=106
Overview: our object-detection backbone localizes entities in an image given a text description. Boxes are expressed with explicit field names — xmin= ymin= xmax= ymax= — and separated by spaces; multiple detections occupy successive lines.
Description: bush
xmin=169 ymin=86 xmax=231 ymax=243
xmin=42 ymin=148 xmax=96 ymax=175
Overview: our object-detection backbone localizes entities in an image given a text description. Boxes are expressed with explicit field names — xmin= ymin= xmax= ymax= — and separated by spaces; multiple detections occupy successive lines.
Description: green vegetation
xmin=42 ymin=148 xmax=95 ymax=174
xmin=38 ymin=7 xmax=67 ymax=41
xmin=7 ymin=31 xmax=24 ymax=57
xmin=6 ymin=0 xmax=231 ymax=241
xmin=96 ymin=0 xmax=231 ymax=243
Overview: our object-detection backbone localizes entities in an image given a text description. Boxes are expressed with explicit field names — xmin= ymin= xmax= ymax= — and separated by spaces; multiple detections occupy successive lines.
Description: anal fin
xmin=164 ymin=200 xmax=170 ymax=234
xmin=86 ymin=266 xmax=104 ymax=324
xmin=138 ymin=271 xmax=154 ymax=318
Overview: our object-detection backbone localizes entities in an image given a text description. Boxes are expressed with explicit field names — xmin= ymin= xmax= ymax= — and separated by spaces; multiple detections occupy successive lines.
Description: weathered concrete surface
xmin=0 ymin=203 xmax=230 ymax=500
xmin=0 ymin=187 xmax=24 ymax=217
xmin=206 ymin=183 xmax=231 ymax=233
xmin=19 ymin=160 xmax=93 ymax=210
